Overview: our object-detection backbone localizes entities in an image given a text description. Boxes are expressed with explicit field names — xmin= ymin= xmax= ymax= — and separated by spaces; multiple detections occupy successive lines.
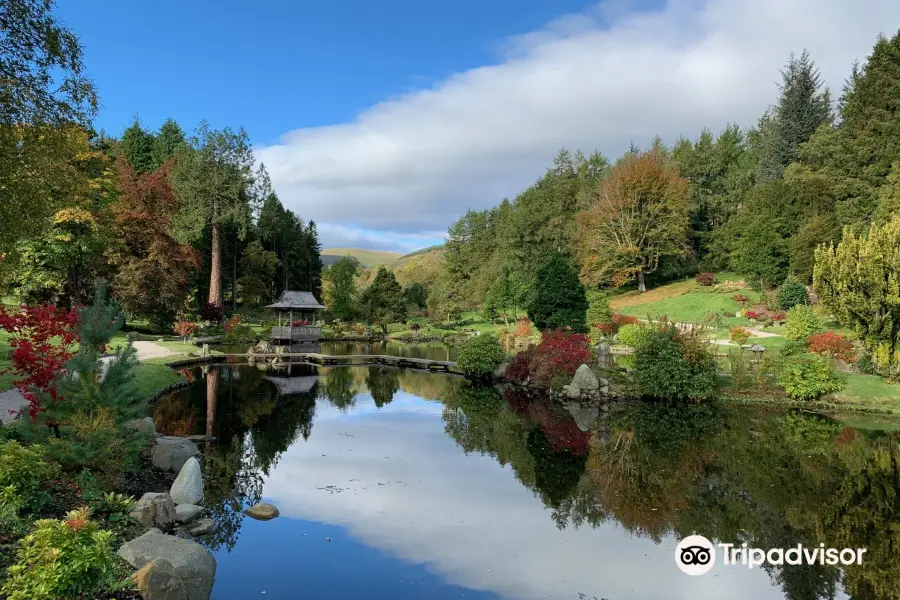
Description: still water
xmin=152 ymin=362 xmax=900 ymax=600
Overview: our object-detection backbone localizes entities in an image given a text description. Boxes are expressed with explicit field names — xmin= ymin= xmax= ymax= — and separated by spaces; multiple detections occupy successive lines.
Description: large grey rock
xmin=493 ymin=361 xmax=509 ymax=380
xmin=126 ymin=417 xmax=157 ymax=437
xmin=129 ymin=492 xmax=176 ymax=531
xmin=170 ymin=457 xmax=203 ymax=505
xmin=570 ymin=364 xmax=600 ymax=391
xmin=189 ymin=518 xmax=215 ymax=537
xmin=254 ymin=340 xmax=274 ymax=354
xmin=174 ymin=503 xmax=203 ymax=523
xmin=118 ymin=530 xmax=216 ymax=600
xmin=152 ymin=436 xmax=200 ymax=473
xmin=133 ymin=559 xmax=188 ymax=600
xmin=244 ymin=502 xmax=280 ymax=521
xmin=564 ymin=401 xmax=600 ymax=432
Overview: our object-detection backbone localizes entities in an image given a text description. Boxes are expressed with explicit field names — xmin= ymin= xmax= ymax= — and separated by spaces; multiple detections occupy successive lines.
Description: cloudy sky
xmin=212 ymin=392 xmax=793 ymax=599
xmin=66 ymin=0 xmax=900 ymax=252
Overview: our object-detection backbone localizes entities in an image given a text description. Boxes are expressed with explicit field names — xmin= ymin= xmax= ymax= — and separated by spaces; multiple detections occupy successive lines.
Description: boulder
xmin=152 ymin=436 xmax=200 ymax=473
xmin=170 ymin=457 xmax=203 ymax=505
xmin=174 ymin=504 xmax=203 ymax=523
xmin=189 ymin=518 xmax=215 ymax=537
xmin=133 ymin=559 xmax=188 ymax=600
xmin=129 ymin=492 xmax=176 ymax=531
xmin=119 ymin=530 xmax=216 ymax=600
xmin=564 ymin=401 xmax=600 ymax=432
xmin=126 ymin=417 xmax=157 ymax=437
xmin=562 ymin=384 xmax=581 ymax=400
xmin=244 ymin=502 xmax=280 ymax=521
xmin=254 ymin=340 xmax=274 ymax=354
xmin=570 ymin=364 xmax=600 ymax=391
xmin=186 ymin=434 xmax=215 ymax=443
xmin=493 ymin=361 xmax=509 ymax=380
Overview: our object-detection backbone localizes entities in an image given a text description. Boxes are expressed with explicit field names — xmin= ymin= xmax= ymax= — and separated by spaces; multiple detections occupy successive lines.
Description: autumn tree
xmin=814 ymin=216 xmax=900 ymax=379
xmin=171 ymin=123 xmax=259 ymax=307
xmin=576 ymin=151 xmax=690 ymax=292
xmin=111 ymin=157 xmax=200 ymax=330
xmin=360 ymin=267 xmax=407 ymax=333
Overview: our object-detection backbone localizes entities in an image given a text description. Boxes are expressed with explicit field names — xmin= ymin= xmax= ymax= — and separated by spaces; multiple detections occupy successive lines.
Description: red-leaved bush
xmin=744 ymin=310 xmax=761 ymax=320
xmin=695 ymin=272 xmax=716 ymax=286
xmin=807 ymin=331 xmax=855 ymax=363
xmin=224 ymin=315 xmax=242 ymax=332
xmin=770 ymin=312 xmax=787 ymax=323
xmin=505 ymin=330 xmax=592 ymax=389
xmin=199 ymin=302 xmax=225 ymax=324
xmin=595 ymin=313 xmax=641 ymax=336
xmin=291 ymin=319 xmax=310 ymax=327
xmin=174 ymin=320 xmax=199 ymax=339
xmin=0 ymin=305 xmax=79 ymax=418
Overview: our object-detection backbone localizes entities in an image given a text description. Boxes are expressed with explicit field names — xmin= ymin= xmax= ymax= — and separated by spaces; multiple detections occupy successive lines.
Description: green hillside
xmin=321 ymin=248 xmax=402 ymax=268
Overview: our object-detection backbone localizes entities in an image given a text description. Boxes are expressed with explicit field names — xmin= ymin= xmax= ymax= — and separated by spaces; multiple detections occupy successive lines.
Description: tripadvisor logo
xmin=675 ymin=535 xmax=867 ymax=576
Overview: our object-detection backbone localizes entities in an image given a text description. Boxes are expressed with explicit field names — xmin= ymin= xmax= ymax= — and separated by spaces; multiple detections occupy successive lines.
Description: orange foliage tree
xmin=575 ymin=151 xmax=691 ymax=292
xmin=111 ymin=157 xmax=199 ymax=329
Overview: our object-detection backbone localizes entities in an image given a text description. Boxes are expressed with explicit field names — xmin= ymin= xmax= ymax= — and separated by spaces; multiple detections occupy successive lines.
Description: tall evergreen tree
xmin=306 ymin=220 xmax=324 ymax=298
xmin=360 ymin=267 xmax=407 ymax=333
xmin=152 ymin=118 xmax=186 ymax=169
xmin=527 ymin=252 xmax=587 ymax=332
xmin=171 ymin=123 xmax=257 ymax=307
xmin=120 ymin=118 xmax=156 ymax=174
xmin=756 ymin=51 xmax=832 ymax=183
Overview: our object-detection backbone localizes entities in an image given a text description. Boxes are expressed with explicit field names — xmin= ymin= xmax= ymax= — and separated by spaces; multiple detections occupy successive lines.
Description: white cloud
xmin=238 ymin=393 xmax=789 ymax=599
xmin=256 ymin=0 xmax=900 ymax=249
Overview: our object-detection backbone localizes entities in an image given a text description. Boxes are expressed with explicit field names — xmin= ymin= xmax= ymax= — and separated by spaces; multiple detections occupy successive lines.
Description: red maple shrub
xmin=505 ymin=330 xmax=592 ymax=389
xmin=695 ymin=272 xmax=716 ymax=286
xmin=807 ymin=331 xmax=855 ymax=363
xmin=770 ymin=312 xmax=787 ymax=323
xmin=291 ymin=319 xmax=309 ymax=327
xmin=744 ymin=310 xmax=761 ymax=320
xmin=174 ymin=320 xmax=199 ymax=340
xmin=224 ymin=315 xmax=242 ymax=332
xmin=0 ymin=305 xmax=79 ymax=418
xmin=595 ymin=313 xmax=641 ymax=336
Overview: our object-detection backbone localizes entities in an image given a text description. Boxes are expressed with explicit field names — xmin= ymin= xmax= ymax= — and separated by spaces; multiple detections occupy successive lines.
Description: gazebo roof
xmin=265 ymin=291 xmax=325 ymax=310
xmin=265 ymin=375 xmax=318 ymax=396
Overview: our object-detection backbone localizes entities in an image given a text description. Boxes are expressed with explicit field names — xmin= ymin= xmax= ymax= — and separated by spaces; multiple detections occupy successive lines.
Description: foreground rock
xmin=170 ymin=457 xmax=203 ymax=505
xmin=174 ymin=503 xmax=203 ymax=523
xmin=119 ymin=530 xmax=216 ymax=600
xmin=129 ymin=492 xmax=176 ymax=531
xmin=188 ymin=518 xmax=215 ymax=536
xmin=126 ymin=417 xmax=158 ymax=437
xmin=244 ymin=502 xmax=280 ymax=521
xmin=152 ymin=436 xmax=200 ymax=473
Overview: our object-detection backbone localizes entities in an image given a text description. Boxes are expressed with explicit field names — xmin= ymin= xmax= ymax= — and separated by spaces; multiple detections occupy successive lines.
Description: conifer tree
xmin=120 ymin=118 xmax=156 ymax=174
xmin=527 ymin=253 xmax=587 ymax=332
xmin=152 ymin=118 xmax=186 ymax=169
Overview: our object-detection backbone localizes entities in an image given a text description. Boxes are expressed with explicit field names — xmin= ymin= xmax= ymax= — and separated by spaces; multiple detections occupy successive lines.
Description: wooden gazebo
xmin=266 ymin=291 xmax=325 ymax=343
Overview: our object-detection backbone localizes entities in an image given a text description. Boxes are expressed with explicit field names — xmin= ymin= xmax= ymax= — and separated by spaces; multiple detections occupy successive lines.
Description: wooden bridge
xmin=231 ymin=352 xmax=460 ymax=374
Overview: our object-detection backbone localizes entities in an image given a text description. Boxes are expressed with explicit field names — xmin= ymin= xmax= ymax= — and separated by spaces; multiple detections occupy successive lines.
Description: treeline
xmin=0 ymin=1 xmax=321 ymax=330
xmin=425 ymin=33 xmax=900 ymax=315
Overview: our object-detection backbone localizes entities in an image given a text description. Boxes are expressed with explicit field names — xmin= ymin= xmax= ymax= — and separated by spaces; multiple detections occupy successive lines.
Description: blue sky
xmin=57 ymin=1 xmax=900 ymax=252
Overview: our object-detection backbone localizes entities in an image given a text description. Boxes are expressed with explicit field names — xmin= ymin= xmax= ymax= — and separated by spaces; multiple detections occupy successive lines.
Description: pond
xmin=151 ymin=362 xmax=900 ymax=600
xmin=215 ymin=340 xmax=459 ymax=362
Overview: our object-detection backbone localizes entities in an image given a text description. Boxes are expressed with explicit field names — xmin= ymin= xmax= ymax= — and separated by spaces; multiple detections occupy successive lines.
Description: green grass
xmin=127 ymin=362 xmax=186 ymax=400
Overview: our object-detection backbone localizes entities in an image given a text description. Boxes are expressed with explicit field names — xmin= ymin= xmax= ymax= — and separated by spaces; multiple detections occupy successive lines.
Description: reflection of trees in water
xmin=250 ymin=389 xmax=317 ymax=475
xmin=365 ymin=367 xmax=399 ymax=408
xmin=201 ymin=435 xmax=264 ymax=552
xmin=397 ymin=369 xmax=456 ymax=401
xmin=441 ymin=385 xmax=900 ymax=600
xmin=319 ymin=366 xmax=358 ymax=410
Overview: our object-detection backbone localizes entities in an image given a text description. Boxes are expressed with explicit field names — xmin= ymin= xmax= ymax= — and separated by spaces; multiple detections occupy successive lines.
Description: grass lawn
xmin=127 ymin=362 xmax=186 ymax=399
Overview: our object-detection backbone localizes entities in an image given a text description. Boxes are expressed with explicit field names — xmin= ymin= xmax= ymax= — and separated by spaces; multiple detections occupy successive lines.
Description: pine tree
xmin=152 ymin=118 xmax=186 ymax=169
xmin=756 ymin=51 xmax=832 ymax=183
xmin=306 ymin=220 xmax=324 ymax=298
xmin=527 ymin=253 xmax=587 ymax=332
xmin=120 ymin=118 xmax=156 ymax=174
xmin=361 ymin=267 xmax=407 ymax=333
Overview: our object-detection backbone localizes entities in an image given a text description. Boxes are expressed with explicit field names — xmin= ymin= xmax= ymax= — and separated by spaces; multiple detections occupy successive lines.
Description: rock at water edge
xmin=174 ymin=503 xmax=203 ymax=523
xmin=152 ymin=436 xmax=200 ymax=473
xmin=133 ymin=559 xmax=188 ymax=600
xmin=118 ymin=530 xmax=216 ymax=600
xmin=570 ymin=364 xmax=600 ymax=391
xmin=244 ymin=502 xmax=280 ymax=521
xmin=129 ymin=492 xmax=176 ymax=532
xmin=189 ymin=518 xmax=215 ymax=537
xmin=170 ymin=456 xmax=203 ymax=505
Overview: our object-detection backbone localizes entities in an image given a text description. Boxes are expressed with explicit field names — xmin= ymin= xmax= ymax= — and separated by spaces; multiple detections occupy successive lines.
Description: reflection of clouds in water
xmin=263 ymin=396 xmax=784 ymax=600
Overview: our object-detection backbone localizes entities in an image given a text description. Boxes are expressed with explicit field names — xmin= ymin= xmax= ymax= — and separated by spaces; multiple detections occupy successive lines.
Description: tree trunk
xmin=209 ymin=222 xmax=224 ymax=306
xmin=637 ymin=270 xmax=646 ymax=293
xmin=231 ymin=226 xmax=237 ymax=312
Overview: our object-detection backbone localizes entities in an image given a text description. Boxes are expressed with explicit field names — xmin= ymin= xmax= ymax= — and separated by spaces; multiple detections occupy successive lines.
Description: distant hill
xmin=320 ymin=248 xmax=402 ymax=268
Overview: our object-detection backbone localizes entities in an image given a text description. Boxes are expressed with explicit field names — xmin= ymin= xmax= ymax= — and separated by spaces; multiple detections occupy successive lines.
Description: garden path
xmin=0 ymin=341 xmax=176 ymax=424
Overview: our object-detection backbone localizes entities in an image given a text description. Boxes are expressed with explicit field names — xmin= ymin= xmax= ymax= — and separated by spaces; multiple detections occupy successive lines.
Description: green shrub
xmin=784 ymin=305 xmax=824 ymax=341
xmin=0 ymin=486 xmax=27 ymax=539
xmin=776 ymin=278 xmax=810 ymax=310
xmin=586 ymin=289 xmax=612 ymax=327
xmin=90 ymin=492 xmax=135 ymax=522
xmin=457 ymin=334 xmax=506 ymax=381
xmin=223 ymin=322 xmax=256 ymax=343
xmin=729 ymin=326 xmax=751 ymax=346
xmin=46 ymin=418 xmax=142 ymax=490
xmin=778 ymin=353 xmax=844 ymax=400
xmin=0 ymin=442 xmax=59 ymax=513
xmin=632 ymin=323 xmax=719 ymax=400
xmin=617 ymin=323 xmax=649 ymax=348
xmin=2 ymin=508 xmax=117 ymax=600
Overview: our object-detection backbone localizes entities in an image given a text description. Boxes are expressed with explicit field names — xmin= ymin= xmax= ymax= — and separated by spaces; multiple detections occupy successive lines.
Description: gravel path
xmin=0 ymin=341 xmax=178 ymax=423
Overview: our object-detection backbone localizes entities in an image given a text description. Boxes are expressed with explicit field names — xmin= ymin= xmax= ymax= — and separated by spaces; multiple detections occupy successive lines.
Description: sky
xmin=59 ymin=0 xmax=900 ymax=253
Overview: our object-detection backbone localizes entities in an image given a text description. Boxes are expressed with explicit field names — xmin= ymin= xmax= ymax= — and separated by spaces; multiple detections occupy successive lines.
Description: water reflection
xmin=151 ymin=365 xmax=900 ymax=600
